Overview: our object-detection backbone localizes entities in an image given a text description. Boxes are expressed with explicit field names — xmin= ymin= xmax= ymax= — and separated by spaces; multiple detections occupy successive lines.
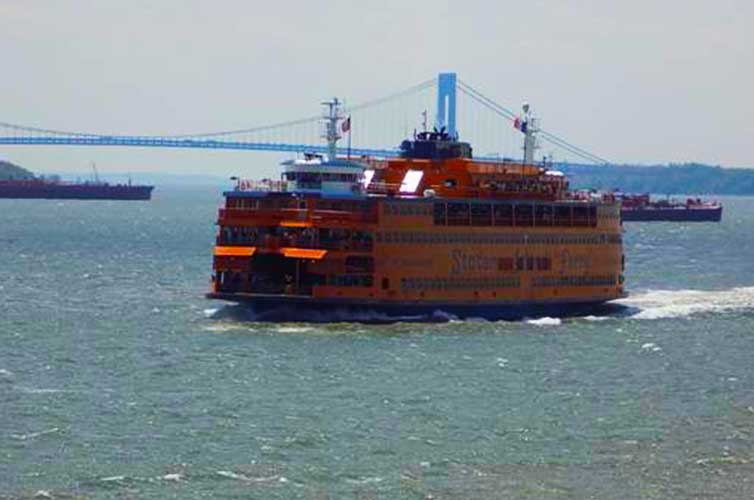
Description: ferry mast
xmin=521 ymin=102 xmax=540 ymax=164
xmin=321 ymin=98 xmax=344 ymax=161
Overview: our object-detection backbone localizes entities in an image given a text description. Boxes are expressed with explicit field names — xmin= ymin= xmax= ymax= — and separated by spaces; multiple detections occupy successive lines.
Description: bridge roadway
xmin=0 ymin=135 xmax=598 ymax=170
xmin=0 ymin=136 xmax=397 ymax=158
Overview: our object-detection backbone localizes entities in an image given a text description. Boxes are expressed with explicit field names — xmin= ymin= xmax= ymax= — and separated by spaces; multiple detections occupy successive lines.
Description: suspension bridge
xmin=0 ymin=73 xmax=609 ymax=166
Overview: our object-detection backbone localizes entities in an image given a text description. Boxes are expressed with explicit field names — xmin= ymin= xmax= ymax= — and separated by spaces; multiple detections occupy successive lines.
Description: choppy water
xmin=1 ymin=189 xmax=753 ymax=499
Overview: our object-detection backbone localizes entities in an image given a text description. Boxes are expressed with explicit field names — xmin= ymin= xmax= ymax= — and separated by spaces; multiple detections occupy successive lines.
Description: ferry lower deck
xmin=208 ymin=192 xmax=626 ymax=320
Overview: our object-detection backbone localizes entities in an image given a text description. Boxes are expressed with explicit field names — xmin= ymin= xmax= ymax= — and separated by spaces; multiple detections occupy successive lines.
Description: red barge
xmin=0 ymin=178 xmax=153 ymax=200
xmin=619 ymin=193 xmax=722 ymax=222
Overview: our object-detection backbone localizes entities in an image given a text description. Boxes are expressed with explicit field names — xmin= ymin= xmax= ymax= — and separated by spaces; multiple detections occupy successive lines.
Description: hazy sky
xmin=2 ymin=0 xmax=752 ymax=178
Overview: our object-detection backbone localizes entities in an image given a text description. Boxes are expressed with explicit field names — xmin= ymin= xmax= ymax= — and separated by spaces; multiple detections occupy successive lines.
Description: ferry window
xmin=554 ymin=205 xmax=571 ymax=226
xmin=498 ymin=257 xmax=514 ymax=271
xmin=589 ymin=206 xmax=598 ymax=226
xmin=382 ymin=277 xmax=389 ymax=290
xmin=526 ymin=257 xmax=535 ymax=271
xmin=471 ymin=204 xmax=492 ymax=226
xmin=322 ymin=173 xmax=341 ymax=182
xmin=493 ymin=204 xmax=513 ymax=226
xmin=433 ymin=203 xmax=447 ymax=225
xmin=351 ymin=231 xmax=373 ymax=251
xmin=535 ymin=205 xmax=553 ymax=226
xmin=514 ymin=204 xmax=533 ymax=226
xmin=447 ymin=203 xmax=470 ymax=226
xmin=400 ymin=170 xmax=424 ymax=193
xmin=320 ymin=200 xmax=345 ymax=211
xmin=573 ymin=206 xmax=588 ymax=226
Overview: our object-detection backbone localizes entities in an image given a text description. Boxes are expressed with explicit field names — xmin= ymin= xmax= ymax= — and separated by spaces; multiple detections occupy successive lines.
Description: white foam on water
xmin=640 ymin=342 xmax=662 ymax=352
xmin=526 ymin=317 xmax=562 ymax=326
xmin=215 ymin=470 xmax=282 ymax=483
xmin=201 ymin=323 xmax=246 ymax=333
xmin=276 ymin=326 xmax=316 ymax=334
xmin=346 ymin=476 xmax=384 ymax=485
xmin=203 ymin=308 xmax=219 ymax=318
xmin=0 ymin=368 xmax=13 ymax=377
xmin=582 ymin=315 xmax=610 ymax=322
xmin=11 ymin=428 xmax=60 ymax=441
xmin=617 ymin=286 xmax=754 ymax=320
xmin=100 ymin=476 xmax=126 ymax=483
xmin=15 ymin=387 xmax=67 ymax=394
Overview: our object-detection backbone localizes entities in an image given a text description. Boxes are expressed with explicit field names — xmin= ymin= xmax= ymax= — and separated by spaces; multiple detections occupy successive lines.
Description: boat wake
xmin=202 ymin=287 xmax=754 ymax=326
xmin=616 ymin=286 xmax=754 ymax=320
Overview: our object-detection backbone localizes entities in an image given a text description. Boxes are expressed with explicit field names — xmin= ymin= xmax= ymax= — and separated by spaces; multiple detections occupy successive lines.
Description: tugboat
xmin=618 ymin=193 xmax=722 ymax=222
xmin=207 ymin=100 xmax=625 ymax=321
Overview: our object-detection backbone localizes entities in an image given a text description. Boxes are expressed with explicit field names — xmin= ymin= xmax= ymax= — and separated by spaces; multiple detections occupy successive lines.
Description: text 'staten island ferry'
xmin=207 ymin=100 xmax=625 ymax=320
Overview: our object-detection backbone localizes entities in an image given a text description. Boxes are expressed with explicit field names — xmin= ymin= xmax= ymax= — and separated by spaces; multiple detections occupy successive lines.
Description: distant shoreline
xmin=5 ymin=160 xmax=754 ymax=195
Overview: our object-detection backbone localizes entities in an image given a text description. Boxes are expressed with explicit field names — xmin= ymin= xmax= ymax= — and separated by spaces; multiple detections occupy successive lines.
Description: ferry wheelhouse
xmin=208 ymin=101 xmax=625 ymax=320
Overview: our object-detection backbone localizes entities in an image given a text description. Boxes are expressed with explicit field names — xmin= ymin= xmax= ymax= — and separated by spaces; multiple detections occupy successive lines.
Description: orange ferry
xmin=208 ymin=101 xmax=625 ymax=320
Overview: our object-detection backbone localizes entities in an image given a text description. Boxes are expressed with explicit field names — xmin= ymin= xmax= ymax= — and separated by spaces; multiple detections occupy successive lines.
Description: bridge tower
xmin=436 ymin=73 xmax=457 ymax=138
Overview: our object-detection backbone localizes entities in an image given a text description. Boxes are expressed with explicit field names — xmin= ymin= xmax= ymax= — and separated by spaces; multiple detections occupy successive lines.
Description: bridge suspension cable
xmin=0 ymin=74 xmax=608 ymax=165
xmin=457 ymin=80 xmax=610 ymax=165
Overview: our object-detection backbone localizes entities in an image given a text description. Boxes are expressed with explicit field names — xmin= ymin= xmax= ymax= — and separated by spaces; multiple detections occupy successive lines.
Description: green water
xmin=1 ymin=189 xmax=753 ymax=499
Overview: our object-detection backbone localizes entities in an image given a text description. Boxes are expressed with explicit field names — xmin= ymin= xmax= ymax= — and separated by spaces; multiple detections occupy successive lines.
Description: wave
xmin=616 ymin=286 xmax=754 ymax=320
xmin=11 ymin=427 xmax=60 ymax=441
xmin=14 ymin=386 xmax=69 ymax=394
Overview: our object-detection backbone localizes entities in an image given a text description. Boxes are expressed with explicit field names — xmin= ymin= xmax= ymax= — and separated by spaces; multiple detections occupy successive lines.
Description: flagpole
xmin=347 ymin=117 xmax=352 ymax=159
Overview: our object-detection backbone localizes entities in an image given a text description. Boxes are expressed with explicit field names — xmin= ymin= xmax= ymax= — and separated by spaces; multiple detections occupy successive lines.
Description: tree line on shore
xmin=559 ymin=162 xmax=754 ymax=195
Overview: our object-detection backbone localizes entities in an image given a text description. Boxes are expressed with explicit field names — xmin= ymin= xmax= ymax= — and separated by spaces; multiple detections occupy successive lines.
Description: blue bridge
xmin=0 ymin=73 xmax=608 ymax=166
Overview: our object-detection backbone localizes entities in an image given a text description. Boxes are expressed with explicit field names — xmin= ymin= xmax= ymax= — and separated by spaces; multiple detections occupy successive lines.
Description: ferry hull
xmin=207 ymin=292 xmax=626 ymax=322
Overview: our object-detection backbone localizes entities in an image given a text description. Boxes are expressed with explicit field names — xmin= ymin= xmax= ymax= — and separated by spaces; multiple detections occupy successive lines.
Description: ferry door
xmin=292 ymin=258 xmax=316 ymax=296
